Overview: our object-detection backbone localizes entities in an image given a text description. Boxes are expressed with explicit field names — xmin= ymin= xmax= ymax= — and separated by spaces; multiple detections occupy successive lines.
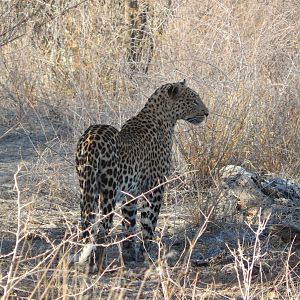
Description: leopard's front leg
xmin=140 ymin=186 xmax=163 ymax=260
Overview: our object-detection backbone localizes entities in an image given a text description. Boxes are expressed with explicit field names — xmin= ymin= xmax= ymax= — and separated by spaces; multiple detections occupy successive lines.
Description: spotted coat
xmin=75 ymin=80 xmax=209 ymax=272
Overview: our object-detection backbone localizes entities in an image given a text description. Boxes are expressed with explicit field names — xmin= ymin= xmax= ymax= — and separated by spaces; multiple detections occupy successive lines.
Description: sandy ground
xmin=0 ymin=121 xmax=299 ymax=299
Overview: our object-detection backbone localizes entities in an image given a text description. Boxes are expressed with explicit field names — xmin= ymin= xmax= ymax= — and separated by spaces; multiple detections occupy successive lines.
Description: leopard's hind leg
xmin=76 ymin=125 xmax=119 ymax=273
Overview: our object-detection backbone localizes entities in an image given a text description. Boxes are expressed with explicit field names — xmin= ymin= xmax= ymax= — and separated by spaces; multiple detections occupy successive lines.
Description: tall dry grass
xmin=0 ymin=0 xmax=299 ymax=180
xmin=0 ymin=0 xmax=299 ymax=299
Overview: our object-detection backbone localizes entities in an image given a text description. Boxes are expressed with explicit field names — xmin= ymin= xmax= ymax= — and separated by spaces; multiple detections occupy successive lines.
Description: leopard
xmin=75 ymin=80 xmax=209 ymax=273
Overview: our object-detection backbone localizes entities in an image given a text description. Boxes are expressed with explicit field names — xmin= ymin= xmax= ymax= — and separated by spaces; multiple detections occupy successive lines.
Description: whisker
xmin=208 ymin=111 xmax=240 ymax=121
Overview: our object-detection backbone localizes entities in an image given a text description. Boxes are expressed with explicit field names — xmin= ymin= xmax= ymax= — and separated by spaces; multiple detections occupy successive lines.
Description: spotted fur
xmin=76 ymin=80 xmax=208 ymax=272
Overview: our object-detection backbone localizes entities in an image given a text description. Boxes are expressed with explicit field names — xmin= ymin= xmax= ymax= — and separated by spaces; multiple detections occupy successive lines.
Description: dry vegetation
xmin=0 ymin=0 xmax=299 ymax=299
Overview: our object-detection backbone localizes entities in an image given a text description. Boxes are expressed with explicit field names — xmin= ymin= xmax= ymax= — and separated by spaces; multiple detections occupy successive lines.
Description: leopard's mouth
xmin=186 ymin=115 xmax=206 ymax=125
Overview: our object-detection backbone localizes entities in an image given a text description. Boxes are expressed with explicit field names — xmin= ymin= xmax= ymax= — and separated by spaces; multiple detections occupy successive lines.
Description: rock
xmin=216 ymin=165 xmax=273 ymax=223
xmin=260 ymin=177 xmax=300 ymax=201
xmin=269 ymin=223 xmax=300 ymax=247
xmin=214 ymin=165 xmax=300 ymax=226
xmin=219 ymin=165 xmax=255 ymax=183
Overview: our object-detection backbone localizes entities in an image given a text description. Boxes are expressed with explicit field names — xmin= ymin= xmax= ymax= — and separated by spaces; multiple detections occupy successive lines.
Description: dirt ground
xmin=0 ymin=120 xmax=299 ymax=299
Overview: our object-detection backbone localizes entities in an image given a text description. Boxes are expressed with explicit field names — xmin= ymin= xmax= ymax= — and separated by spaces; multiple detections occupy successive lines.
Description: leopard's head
xmin=167 ymin=80 xmax=209 ymax=125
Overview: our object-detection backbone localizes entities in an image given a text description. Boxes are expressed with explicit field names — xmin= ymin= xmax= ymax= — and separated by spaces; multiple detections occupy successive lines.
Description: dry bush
xmin=166 ymin=0 xmax=300 ymax=180
xmin=1 ymin=173 xmax=299 ymax=299
xmin=1 ymin=0 xmax=299 ymax=177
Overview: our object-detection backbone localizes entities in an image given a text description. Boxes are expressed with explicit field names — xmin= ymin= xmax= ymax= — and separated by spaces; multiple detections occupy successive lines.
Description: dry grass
xmin=0 ymin=0 xmax=299 ymax=299
xmin=0 ymin=171 xmax=299 ymax=299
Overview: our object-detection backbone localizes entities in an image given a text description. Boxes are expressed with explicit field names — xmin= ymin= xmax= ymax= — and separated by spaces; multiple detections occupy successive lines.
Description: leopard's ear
xmin=168 ymin=80 xmax=186 ymax=98
xmin=167 ymin=84 xmax=179 ymax=98
xmin=182 ymin=79 xmax=186 ymax=86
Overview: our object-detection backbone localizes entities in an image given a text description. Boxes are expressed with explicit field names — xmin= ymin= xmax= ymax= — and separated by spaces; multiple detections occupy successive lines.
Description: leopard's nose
xmin=204 ymin=110 xmax=209 ymax=117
